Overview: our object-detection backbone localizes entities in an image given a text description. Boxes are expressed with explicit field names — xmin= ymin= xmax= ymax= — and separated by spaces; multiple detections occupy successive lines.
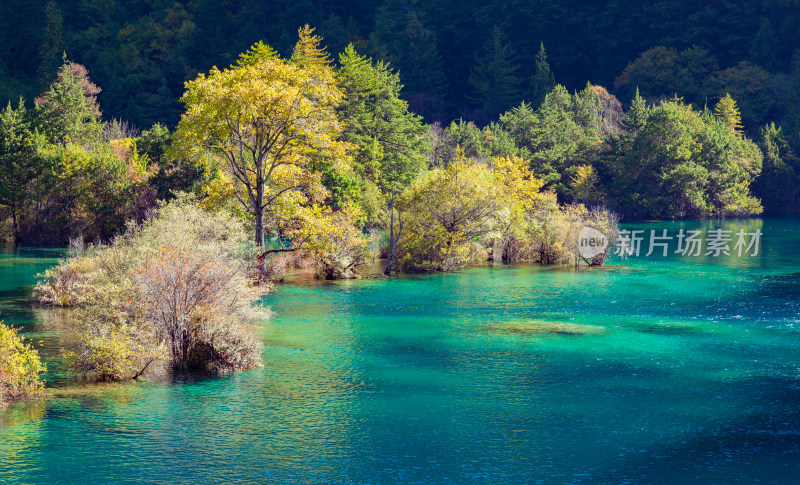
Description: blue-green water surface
xmin=1 ymin=220 xmax=800 ymax=484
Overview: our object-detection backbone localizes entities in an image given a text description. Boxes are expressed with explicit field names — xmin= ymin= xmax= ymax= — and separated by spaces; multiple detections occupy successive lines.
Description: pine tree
xmin=34 ymin=58 xmax=102 ymax=146
xmin=291 ymin=25 xmax=333 ymax=68
xmin=337 ymin=44 xmax=429 ymax=193
xmin=620 ymin=87 xmax=649 ymax=134
xmin=715 ymin=93 xmax=744 ymax=135
xmin=237 ymin=41 xmax=279 ymax=67
xmin=36 ymin=1 xmax=64 ymax=91
xmin=468 ymin=26 xmax=521 ymax=120
xmin=369 ymin=1 xmax=447 ymax=112
xmin=527 ymin=42 xmax=556 ymax=107
xmin=0 ymin=99 xmax=43 ymax=239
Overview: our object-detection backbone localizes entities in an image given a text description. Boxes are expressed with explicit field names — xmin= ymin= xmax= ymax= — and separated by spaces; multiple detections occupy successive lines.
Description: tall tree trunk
xmin=255 ymin=207 xmax=264 ymax=248
xmin=11 ymin=205 xmax=19 ymax=244
xmin=385 ymin=193 xmax=396 ymax=276
xmin=254 ymin=184 xmax=265 ymax=248
xmin=385 ymin=193 xmax=403 ymax=276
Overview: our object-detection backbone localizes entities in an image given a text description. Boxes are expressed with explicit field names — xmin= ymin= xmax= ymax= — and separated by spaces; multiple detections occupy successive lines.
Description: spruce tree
xmin=468 ymin=26 xmax=522 ymax=120
xmin=0 ymin=99 xmax=43 ymax=239
xmin=34 ymin=58 xmax=102 ymax=145
xmin=237 ymin=41 xmax=279 ymax=67
xmin=337 ymin=44 xmax=429 ymax=194
xmin=527 ymin=42 xmax=556 ymax=107
xmin=621 ymin=87 xmax=649 ymax=135
xmin=337 ymin=44 xmax=430 ymax=273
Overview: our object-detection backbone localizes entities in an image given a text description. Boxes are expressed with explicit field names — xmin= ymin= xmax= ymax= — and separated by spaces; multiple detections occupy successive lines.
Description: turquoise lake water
xmin=1 ymin=219 xmax=799 ymax=484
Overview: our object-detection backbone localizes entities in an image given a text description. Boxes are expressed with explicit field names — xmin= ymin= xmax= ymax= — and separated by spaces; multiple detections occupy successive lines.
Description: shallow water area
xmin=1 ymin=219 xmax=800 ymax=484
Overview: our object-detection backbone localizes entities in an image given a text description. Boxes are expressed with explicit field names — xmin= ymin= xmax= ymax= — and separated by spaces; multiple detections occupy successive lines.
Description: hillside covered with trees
xmin=2 ymin=0 xmax=799 ymax=128
xmin=1 ymin=1 xmax=799 ymax=253
xmin=3 ymin=1 xmax=798 ymax=223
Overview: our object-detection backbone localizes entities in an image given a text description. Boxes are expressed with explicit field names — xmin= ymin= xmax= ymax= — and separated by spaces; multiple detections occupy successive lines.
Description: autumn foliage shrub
xmin=395 ymin=154 xmax=620 ymax=271
xmin=0 ymin=323 xmax=46 ymax=408
xmin=303 ymin=209 xmax=369 ymax=279
xmin=37 ymin=196 xmax=269 ymax=381
xmin=397 ymin=158 xmax=502 ymax=272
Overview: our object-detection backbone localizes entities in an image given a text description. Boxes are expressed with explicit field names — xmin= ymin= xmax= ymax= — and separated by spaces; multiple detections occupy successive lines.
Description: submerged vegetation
xmin=483 ymin=320 xmax=606 ymax=336
xmin=36 ymin=197 xmax=267 ymax=381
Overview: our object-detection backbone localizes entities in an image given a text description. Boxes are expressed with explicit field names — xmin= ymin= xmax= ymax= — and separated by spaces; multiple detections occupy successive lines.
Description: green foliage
xmin=315 ymin=161 xmax=361 ymax=211
xmin=0 ymin=323 xmax=46 ymax=408
xmin=34 ymin=59 xmax=102 ymax=146
xmin=445 ymin=119 xmax=523 ymax=162
xmin=36 ymin=1 xmax=64 ymax=90
xmin=337 ymin=44 xmax=430 ymax=223
xmin=141 ymin=123 xmax=206 ymax=201
xmin=605 ymin=99 xmax=763 ymax=218
xmin=614 ymin=45 xmax=718 ymax=106
xmin=620 ymin=88 xmax=649 ymax=135
xmin=752 ymin=123 xmax=800 ymax=214
xmin=0 ymin=60 xmax=158 ymax=244
xmin=526 ymin=43 xmax=556 ymax=107
xmin=0 ymin=0 xmax=798 ymax=131
xmin=368 ymin=0 xmax=447 ymax=119
xmin=0 ymin=5 xmax=789 ymax=269
xmin=236 ymin=41 xmax=279 ymax=67
xmin=337 ymin=44 xmax=429 ymax=191
xmin=32 ymin=141 xmax=152 ymax=242
xmin=499 ymin=84 xmax=606 ymax=197
xmin=0 ymin=100 xmax=44 ymax=232
xmin=468 ymin=26 xmax=521 ymax=119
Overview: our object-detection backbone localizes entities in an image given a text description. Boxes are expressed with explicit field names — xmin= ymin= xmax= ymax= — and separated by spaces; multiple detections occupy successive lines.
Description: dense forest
xmin=1 ymin=0 xmax=799 ymax=251
xmin=3 ymin=0 xmax=800 ymax=127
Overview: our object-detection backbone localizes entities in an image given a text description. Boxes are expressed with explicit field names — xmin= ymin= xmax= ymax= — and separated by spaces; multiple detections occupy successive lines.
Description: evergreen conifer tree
xmin=468 ymin=26 xmax=521 ymax=120
xmin=527 ymin=42 xmax=556 ymax=107
xmin=715 ymin=93 xmax=744 ymax=135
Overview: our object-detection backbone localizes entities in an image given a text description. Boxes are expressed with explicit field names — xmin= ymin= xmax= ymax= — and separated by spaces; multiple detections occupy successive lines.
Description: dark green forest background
xmin=3 ymin=0 xmax=799 ymax=129
xmin=1 ymin=0 xmax=799 ymax=246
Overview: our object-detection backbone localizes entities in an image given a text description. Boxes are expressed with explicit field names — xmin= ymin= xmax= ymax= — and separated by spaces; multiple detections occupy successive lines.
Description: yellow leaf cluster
xmin=0 ymin=323 xmax=46 ymax=406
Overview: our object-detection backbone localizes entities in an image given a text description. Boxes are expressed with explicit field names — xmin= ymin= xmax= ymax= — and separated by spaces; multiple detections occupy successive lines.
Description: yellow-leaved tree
xmin=714 ymin=93 xmax=744 ymax=135
xmin=172 ymin=35 xmax=352 ymax=251
xmin=397 ymin=154 xmax=504 ymax=272
xmin=491 ymin=154 xmax=548 ymax=263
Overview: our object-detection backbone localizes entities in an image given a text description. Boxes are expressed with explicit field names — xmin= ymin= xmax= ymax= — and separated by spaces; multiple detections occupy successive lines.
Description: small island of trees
xmin=0 ymin=22 xmax=785 ymax=406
